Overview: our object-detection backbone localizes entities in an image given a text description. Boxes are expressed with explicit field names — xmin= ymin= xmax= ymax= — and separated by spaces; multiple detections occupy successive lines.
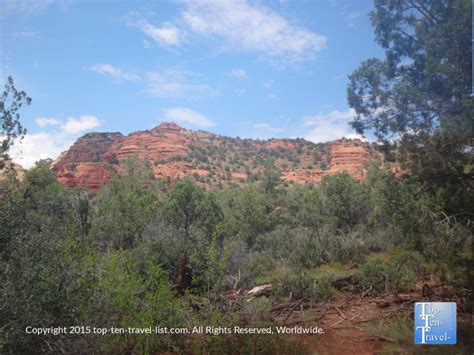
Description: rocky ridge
xmin=51 ymin=122 xmax=387 ymax=191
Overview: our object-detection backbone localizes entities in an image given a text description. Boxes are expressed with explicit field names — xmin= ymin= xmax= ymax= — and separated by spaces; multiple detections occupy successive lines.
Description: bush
xmin=355 ymin=253 xmax=419 ymax=293
xmin=272 ymin=270 xmax=337 ymax=302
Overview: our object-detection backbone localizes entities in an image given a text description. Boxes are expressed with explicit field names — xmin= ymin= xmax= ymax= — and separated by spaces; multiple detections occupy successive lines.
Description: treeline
xmin=1 ymin=157 xmax=471 ymax=353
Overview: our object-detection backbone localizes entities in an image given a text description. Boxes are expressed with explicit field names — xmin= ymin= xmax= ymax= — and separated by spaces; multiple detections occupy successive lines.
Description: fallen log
xmin=245 ymin=283 xmax=272 ymax=299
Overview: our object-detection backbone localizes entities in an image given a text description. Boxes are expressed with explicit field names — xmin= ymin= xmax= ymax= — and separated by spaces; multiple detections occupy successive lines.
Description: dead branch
xmin=284 ymin=296 xmax=309 ymax=324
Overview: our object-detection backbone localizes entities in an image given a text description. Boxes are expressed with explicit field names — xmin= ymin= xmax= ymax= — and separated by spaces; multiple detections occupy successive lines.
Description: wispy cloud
xmin=146 ymin=68 xmax=217 ymax=99
xmin=263 ymin=80 xmax=274 ymax=89
xmin=63 ymin=115 xmax=101 ymax=134
xmin=9 ymin=132 xmax=74 ymax=168
xmin=234 ymin=88 xmax=247 ymax=96
xmin=141 ymin=21 xmax=184 ymax=46
xmin=89 ymin=64 xmax=141 ymax=82
xmin=252 ymin=123 xmax=284 ymax=136
xmin=10 ymin=114 xmax=103 ymax=168
xmin=13 ymin=31 xmax=39 ymax=38
xmin=36 ymin=115 xmax=101 ymax=134
xmin=124 ymin=1 xmax=326 ymax=62
xmin=126 ymin=15 xmax=184 ymax=47
xmin=228 ymin=68 xmax=247 ymax=78
xmin=163 ymin=107 xmax=214 ymax=128
xmin=303 ymin=109 xmax=355 ymax=127
xmin=36 ymin=117 xmax=62 ymax=127
xmin=2 ymin=0 xmax=55 ymax=15
xmin=303 ymin=108 xmax=363 ymax=142
xmin=181 ymin=0 xmax=326 ymax=61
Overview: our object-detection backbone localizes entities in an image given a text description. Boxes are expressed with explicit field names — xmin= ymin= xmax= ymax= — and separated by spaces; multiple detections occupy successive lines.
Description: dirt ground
xmin=268 ymin=282 xmax=472 ymax=354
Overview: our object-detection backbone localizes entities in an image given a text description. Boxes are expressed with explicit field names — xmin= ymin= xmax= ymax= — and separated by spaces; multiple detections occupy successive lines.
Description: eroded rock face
xmin=55 ymin=162 xmax=118 ymax=191
xmin=328 ymin=139 xmax=371 ymax=181
xmin=52 ymin=132 xmax=123 ymax=170
xmin=52 ymin=122 xmax=382 ymax=191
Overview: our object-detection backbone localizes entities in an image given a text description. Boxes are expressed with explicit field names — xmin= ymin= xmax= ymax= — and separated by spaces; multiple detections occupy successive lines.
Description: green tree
xmin=319 ymin=172 xmax=369 ymax=233
xmin=348 ymin=0 xmax=473 ymax=217
xmin=0 ymin=161 xmax=93 ymax=353
xmin=219 ymin=186 xmax=270 ymax=247
xmin=161 ymin=178 xmax=223 ymax=241
xmin=1 ymin=76 xmax=31 ymax=155
xmin=91 ymin=156 xmax=158 ymax=250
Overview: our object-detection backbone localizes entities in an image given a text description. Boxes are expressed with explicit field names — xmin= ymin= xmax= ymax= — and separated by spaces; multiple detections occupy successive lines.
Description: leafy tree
xmin=260 ymin=162 xmax=281 ymax=194
xmin=319 ymin=172 xmax=369 ymax=233
xmin=348 ymin=0 xmax=473 ymax=216
xmin=1 ymin=76 xmax=31 ymax=155
xmin=161 ymin=178 xmax=223 ymax=241
xmin=0 ymin=161 xmax=93 ymax=353
xmin=91 ymin=156 xmax=158 ymax=250
xmin=219 ymin=186 xmax=270 ymax=247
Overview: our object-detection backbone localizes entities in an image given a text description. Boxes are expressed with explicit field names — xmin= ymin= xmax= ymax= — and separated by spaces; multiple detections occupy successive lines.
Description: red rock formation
xmin=55 ymin=162 xmax=117 ymax=191
xmin=327 ymin=139 xmax=371 ymax=181
xmin=52 ymin=132 xmax=123 ymax=171
xmin=104 ymin=122 xmax=190 ymax=162
xmin=52 ymin=122 xmax=384 ymax=191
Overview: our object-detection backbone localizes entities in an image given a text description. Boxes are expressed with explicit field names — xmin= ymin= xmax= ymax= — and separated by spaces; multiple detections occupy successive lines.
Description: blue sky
xmin=1 ymin=0 xmax=384 ymax=167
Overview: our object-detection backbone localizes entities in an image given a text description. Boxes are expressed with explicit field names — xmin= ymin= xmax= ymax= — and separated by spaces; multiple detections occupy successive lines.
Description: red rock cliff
xmin=52 ymin=123 xmax=382 ymax=191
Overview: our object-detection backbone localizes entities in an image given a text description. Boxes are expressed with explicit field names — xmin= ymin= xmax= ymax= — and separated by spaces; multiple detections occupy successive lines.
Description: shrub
xmin=355 ymin=253 xmax=419 ymax=293
xmin=272 ymin=270 xmax=337 ymax=302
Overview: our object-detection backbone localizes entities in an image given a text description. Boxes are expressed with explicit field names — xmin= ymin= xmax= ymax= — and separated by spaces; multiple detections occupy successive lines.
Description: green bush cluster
xmin=0 ymin=157 xmax=471 ymax=353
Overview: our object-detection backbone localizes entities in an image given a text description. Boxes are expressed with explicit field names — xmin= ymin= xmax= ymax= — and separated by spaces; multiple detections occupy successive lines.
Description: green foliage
xmin=161 ymin=178 xmax=223 ymax=240
xmin=1 ymin=150 xmax=471 ymax=353
xmin=319 ymin=172 xmax=369 ymax=233
xmin=273 ymin=270 xmax=337 ymax=302
xmin=0 ymin=161 xmax=94 ymax=353
xmin=91 ymin=156 xmax=158 ymax=250
xmin=219 ymin=186 xmax=271 ymax=247
xmin=90 ymin=252 xmax=187 ymax=353
xmin=0 ymin=76 xmax=31 ymax=154
xmin=355 ymin=252 xmax=421 ymax=293
xmin=348 ymin=0 xmax=473 ymax=218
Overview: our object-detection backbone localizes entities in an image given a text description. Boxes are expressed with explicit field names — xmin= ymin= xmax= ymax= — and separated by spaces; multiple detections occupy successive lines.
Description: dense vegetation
xmin=0 ymin=156 xmax=471 ymax=353
xmin=1 ymin=0 xmax=472 ymax=353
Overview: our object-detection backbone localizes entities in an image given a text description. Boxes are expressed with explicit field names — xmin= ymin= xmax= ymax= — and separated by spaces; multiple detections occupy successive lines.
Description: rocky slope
xmin=51 ymin=122 xmax=385 ymax=191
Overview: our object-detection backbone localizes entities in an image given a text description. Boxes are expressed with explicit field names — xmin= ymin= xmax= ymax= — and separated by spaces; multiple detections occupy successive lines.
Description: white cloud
xmin=146 ymin=69 xmax=217 ymax=99
xmin=63 ymin=115 xmax=101 ymax=134
xmin=163 ymin=107 xmax=214 ymax=128
xmin=303 ymin=109 xmax=364 ymax=142
xmin=263 ymin=80 xmax=274 ymax=88
xmin=8 ymin=114 xmax=103 ymax=168
xmin=252 ymin=123 xmax=284 ymax=135
xmin=182 ymin=0 xmax=327 ymax=60
xmin=8 ymin=132 xmax=74 ymax=169
xmin=36 ymin=117 xmax=62 ymax=127
xmin=2 ymin=0 xmax=55 ymax=14
xmin=141 ymin=22 xmax=184 ymax=46
xmin=303 ymin=109 xmax=355 ymax=127
xmin=228 ymin=68 xmax=247 ymax=78
xmin=89 ymin=64 xmax=140 ymax=82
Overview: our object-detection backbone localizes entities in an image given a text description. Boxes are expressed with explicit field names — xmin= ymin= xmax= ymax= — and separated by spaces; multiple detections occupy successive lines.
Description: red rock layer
xmin=327 ymin=139 xmax=371 ymax=181
xmin=52 ymin=123 xmax=380 ymax=191
xmin=55 ymin=162 xmax=117 ymax=191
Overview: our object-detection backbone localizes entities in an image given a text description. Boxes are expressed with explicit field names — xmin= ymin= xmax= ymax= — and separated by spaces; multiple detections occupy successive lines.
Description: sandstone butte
xmin=46 ymin=122 xmax=399 ymax=191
